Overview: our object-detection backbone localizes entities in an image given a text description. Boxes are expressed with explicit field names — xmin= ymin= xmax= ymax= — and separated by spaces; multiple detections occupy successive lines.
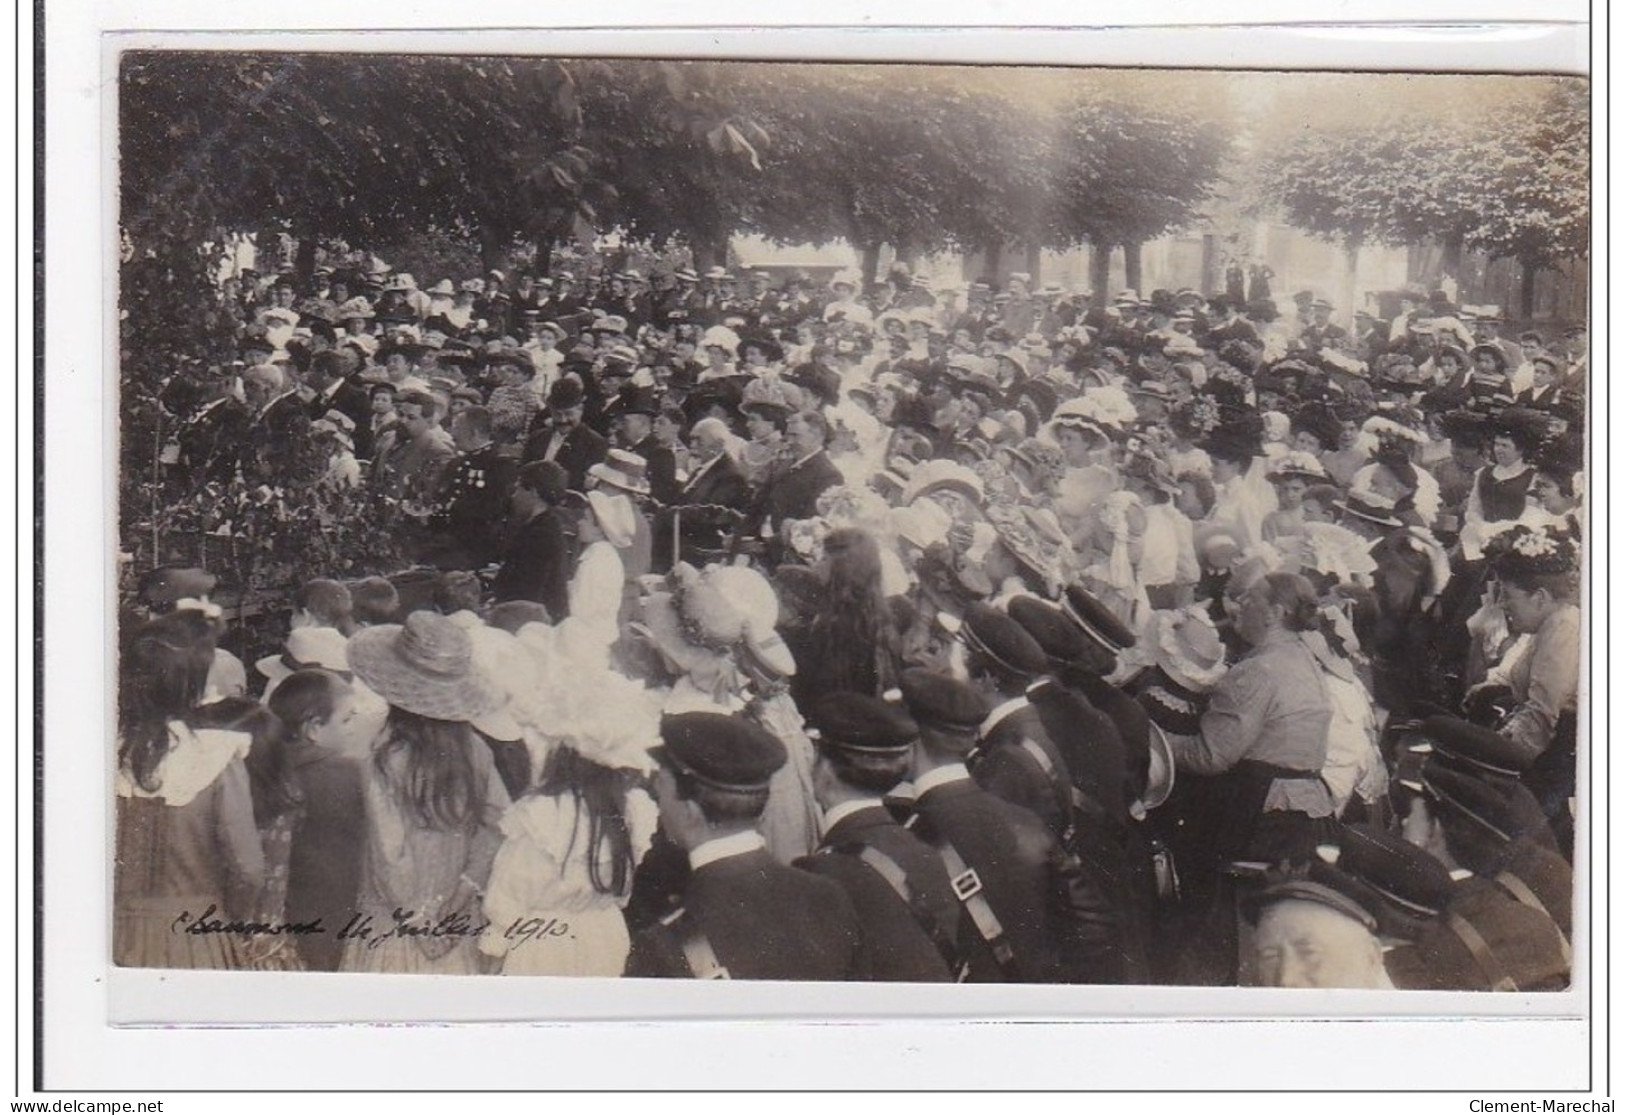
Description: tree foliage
xmin=1254 ymin=76 xmax=1588 ymax=270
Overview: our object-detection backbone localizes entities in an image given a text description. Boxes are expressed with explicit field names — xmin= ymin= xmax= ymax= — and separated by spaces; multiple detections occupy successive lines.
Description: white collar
xmin=914 ymin=763 xmax=971 ymax=795
xmin=822 ymin=798 xmax=885 ymax=833
xmin=1449 ymin=868 xmax=1474 ymax=882
xmin=789 ymin=449 xmax=821 ymax=470
xmin=321 ymin=378 xmax=345 ymax=400
xmin=980 ymin=694 xmax=1030 ymax=738
xmin=688 ymin=830 xmax=767 ymax=871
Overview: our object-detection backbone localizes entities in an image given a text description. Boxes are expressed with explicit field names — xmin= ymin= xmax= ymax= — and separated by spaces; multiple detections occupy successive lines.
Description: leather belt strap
xmin=1495 ymin=871 xmax=1572 ymax=966
xmin=1444 ymin=910 xmax=1517 ymax=992
xmin=846 ymin=845 xmax=963 ymax=977
xmin=674 ymin=913 xmax=730 ymax=980
xmin=937 ymin=840 xmax=1020 ymax=980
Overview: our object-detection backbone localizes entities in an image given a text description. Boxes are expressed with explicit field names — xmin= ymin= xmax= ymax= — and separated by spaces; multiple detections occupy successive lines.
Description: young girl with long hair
xmin=114 ymin=611 xmax=266 ymax=969
xmin=792 ymin=527 xmax=902 ymax=707
xmin=341 ymin=613 xmax=511 ymax=974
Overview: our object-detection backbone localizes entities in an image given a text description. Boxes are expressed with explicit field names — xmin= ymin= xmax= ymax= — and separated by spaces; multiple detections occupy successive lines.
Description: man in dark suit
xmin=748 ymin=407 xmax=844 ymax=564
xmin=897 ymin=669 xmax=1124 ymax=984
xmin=522 ymin=375 xmax=608 ymax=493
xmin=624 ymin=712 xmax=867 ymax=981
xmin=172 ymin=371 xmax=251 ymax=490
xmin=241 ymin=363 xmax=323 ymax=488
xmin=617 ymin=388 xmax=680 ymax=507
xmin=658 ymin=416 xmax=748 ymax=570
xmin=304 ymin=350 xmax=375 ymax=461
xmin=794 ymin=692 xmax=963 ymax=982
xmin=490 ymin=461 xmax=573 ymax=619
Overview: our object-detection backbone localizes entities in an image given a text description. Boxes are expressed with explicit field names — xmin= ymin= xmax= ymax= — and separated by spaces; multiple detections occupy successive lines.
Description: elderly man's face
xmin=1255 ymin=900 xmax=1386 ymax=989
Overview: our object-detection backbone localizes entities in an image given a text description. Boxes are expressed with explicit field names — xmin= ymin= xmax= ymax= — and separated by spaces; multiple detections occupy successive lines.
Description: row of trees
xmin=119 ymin=56 xmax=1587 ymax=372
xmin=1252 ymin=77 xmax=1587 ymax=317
xmin=119 ymin=55 xmax=1233 ymax=300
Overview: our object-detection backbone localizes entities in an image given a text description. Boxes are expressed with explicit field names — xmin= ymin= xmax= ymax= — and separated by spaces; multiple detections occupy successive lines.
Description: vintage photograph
xmin=114 ymin=55 xmax=1587 ymax=991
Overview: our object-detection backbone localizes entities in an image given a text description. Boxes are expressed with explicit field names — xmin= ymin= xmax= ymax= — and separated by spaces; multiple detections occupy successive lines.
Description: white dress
xmin=478 ymin=789 xmax=658 ymax=977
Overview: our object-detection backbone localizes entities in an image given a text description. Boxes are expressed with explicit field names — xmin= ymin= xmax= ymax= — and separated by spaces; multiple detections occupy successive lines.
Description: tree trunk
xmin=1438 ymin=231 xmax=1464 ymax=279
xmin=534 ymin=240 xmax=554 ymax=277
xmin=687 ymin=229 xmax=729 ymax=274
xmin=1344 ymin=241 xmax=1362 ymax=320
xmin=293 ymin=238 xmax=317 ymax=287
xmin=859 ymin=242 xmax=883 ymax=290
xmin=1088 ymin=241 xmax=1112 ymax=310
xmin=895 ymin=239 xmax=920 ymax=270
xmin=1123 ymin=241 xmax=1143 ymax=297
xmin=982 ymin=241 xmax=1004 ymax=285
xmin=478 ymin=227 xmax=509 ymax=276
xmin=1519 ymin=257 xmax=1540 ymax=320
xmin=1025 ymin=244 xmax=1044 ymax=286
xmin=1200 ymin=234 xmax=1219 ymax=298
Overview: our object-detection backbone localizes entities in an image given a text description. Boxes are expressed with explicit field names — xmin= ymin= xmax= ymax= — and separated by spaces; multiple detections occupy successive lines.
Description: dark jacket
xmin=662 ymin=451 xmax=750 ymax=568
xmin=428 ymin=444 xmax=519 ymax=568
xmin=624 ymin=846 xmax=866 ymax=981
xmin=491 ymin=507 xmax=572 ymax=620
xmin=633 ymin=434 xmax=681 ymax=508
xmin=971 ymin=700 xmax=1078 ymax=843
xmin=282 ymin=745 xmax=366 ymax=972
xmin=307 ymin=378 xmax=376 ymax=461
xmin=243 ymin=391 xmax=323 ymax=489
xmin=795 ymin=803 xmax=961 ymax=982
xmin=908 ymin=772 xmax=1123 ymax=983
xmin=521 ymin=421 xmax=609 ymax=494
xmin=751 ymin=449 xmax=843 ymax=544
xmin=175 ymin=396 xmax=251 ymax=488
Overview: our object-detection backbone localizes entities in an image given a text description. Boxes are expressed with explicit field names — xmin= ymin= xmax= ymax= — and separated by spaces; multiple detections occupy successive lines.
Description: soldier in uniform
xmin=1380 ymin=724 xmax=1571 ymax=992
xmin=424 ymin=405 xmax=518 ymax=570
xmin=897 ymin=669 xmax=1123 ymax=984
xmin=624 ymin=712 xmax=867 ymax=981
xmin=953 ymin=603 xmax=1079 ymax=844
xmin=793 ymin=692 xmax=964 ymax=982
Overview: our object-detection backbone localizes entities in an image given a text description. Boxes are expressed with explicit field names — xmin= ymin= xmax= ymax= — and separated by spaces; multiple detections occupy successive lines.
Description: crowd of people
xmin=117 ymin=255 xmax=1584 ymax=988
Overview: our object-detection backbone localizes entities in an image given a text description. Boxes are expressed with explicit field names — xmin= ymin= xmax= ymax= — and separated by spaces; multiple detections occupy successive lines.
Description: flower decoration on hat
xmin=1487 ymin=524 xmax=1579 ymax=578
xmin=1267 ymin=450 xmax=1329 ymax=483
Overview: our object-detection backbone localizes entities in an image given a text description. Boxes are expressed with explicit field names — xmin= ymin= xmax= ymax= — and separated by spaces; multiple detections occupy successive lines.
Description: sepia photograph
xmin=111 ymin=52 xmax=1588 ymax=998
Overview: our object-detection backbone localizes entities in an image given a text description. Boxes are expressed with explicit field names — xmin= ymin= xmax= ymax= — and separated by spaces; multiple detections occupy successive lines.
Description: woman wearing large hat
xmin=340 ymin=611 xmax=511 ymax=974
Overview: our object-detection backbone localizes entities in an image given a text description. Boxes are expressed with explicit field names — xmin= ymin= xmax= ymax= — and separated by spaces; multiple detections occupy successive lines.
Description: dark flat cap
xmin=899 ymin=668 xmax=989 ymax=736
xmin=655 ymin=712 xmax=786 ymax=793
xmin=1060 ymin=584 xmax=1137 ymax=654
xmin=1420 ymin=714 xmax=1530 ymax=776
xmin=1421 ymin=762 xmax=1550 ymax=848
xmin=959 ymin=602 xmax=1048 ymax=679
xmin=1336 ymin=823 xmax=1454 ymax=939
xmin=807 ymin=692 xmax=918 ymax=757
xmin=1247 ymin=861 xmax=1380 ymax=934
xmin=1008 ymin=596 xmax=1089 ymax=665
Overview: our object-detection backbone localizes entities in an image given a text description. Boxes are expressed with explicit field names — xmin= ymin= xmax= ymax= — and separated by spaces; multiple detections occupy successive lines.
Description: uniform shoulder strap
xmin=846 ymin=843 xmax=963 ymax=975
xmin=1494 ymin=870 xmax=1572 ymax=966
xmin=936 ymin=838 xmax=1021 ymax=980
xmin=667 ymin=908 xmax=730 ymax=980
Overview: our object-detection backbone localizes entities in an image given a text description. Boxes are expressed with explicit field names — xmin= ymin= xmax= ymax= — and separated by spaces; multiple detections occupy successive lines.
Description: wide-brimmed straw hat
xmin=346 ymin=611 xmax=502 ymax=722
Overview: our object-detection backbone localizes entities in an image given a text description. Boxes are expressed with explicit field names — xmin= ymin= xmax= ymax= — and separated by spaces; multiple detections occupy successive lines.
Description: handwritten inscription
xmin=171 ymin=906 xmax=571 ymax=947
